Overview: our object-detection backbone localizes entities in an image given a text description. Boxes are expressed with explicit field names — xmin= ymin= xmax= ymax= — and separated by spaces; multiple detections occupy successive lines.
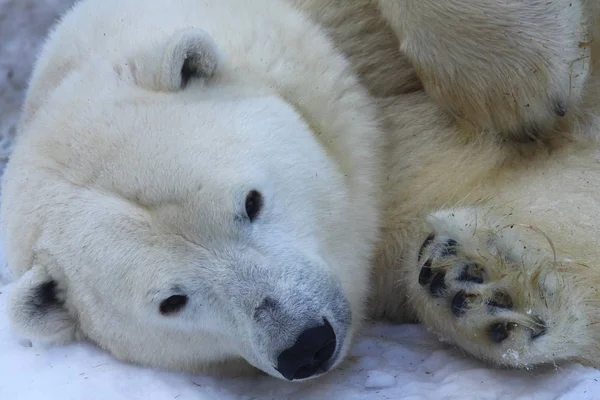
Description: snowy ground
xmin=2 ymin=1 xmax=600 ymax=399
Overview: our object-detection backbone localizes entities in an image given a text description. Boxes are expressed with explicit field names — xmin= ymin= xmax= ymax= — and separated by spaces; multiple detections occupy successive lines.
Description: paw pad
xmin=440 ymin=239 xmax=458 ymax=257
xmin=488 ymin=321 xmax=517 ymax=343
xmin=418 ymin=260 xmax=433 ymax=286
xmin=486 ymin=290 xmax=513 ymax=311
xmin=457 ymin=262 xmax=486 ymax=284
xmin=429 ymin=272 xmax=447 ymax=297
xmin=451 ymin=290 xmax=475 ymax=317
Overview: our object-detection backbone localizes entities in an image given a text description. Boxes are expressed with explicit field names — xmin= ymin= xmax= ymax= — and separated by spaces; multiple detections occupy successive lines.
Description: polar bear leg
xmin=405 ymin=208 xmax=600 ymax=368
xmin=377 ymin=0 xmax=594 ymax=141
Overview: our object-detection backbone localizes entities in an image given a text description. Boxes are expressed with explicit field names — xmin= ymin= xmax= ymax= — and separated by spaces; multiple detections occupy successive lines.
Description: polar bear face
xmin=3 ymin=29 xmax=370 ymax=381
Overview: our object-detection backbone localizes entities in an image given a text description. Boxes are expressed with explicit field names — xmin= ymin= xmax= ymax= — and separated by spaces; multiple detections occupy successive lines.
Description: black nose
xmin=276 ymin=319 xmax=337 ymax=381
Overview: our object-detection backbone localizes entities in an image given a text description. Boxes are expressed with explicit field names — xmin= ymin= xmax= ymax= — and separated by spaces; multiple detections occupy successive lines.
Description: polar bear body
xmin=4 ymin=0 xmax=600 ymax=380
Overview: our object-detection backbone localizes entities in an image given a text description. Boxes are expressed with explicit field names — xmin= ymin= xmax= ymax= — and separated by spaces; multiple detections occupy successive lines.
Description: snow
xmin=364 ymin=370 xmax=396 ymax=389
xmin=2 ymin=0 xmax=600 ymax=398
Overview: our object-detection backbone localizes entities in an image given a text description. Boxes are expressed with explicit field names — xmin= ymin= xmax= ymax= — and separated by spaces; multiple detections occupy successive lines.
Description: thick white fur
xmin=378 ymin=0 xmax=594 ymax=141
xmin=2 ymin=0 xmax=600 ymax=381
xmin=3 ymin=0 xmax=381 ymax=379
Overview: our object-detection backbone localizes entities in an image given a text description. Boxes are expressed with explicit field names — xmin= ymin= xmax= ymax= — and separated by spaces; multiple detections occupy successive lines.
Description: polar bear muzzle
xmin=225 ymin=260 xmax=352 ymax=381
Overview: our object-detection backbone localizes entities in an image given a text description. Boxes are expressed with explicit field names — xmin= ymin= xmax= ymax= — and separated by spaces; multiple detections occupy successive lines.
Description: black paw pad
xmin=418 ymin=233 xmax=435 ymax=261
xmin=440 ymin=239 xmax=459 ymax=258
xmin=488 ymin=321 xmax=517 ymax=343
xmin=486 ymin=291 xmax=513 ymax=311
xmin=451 ymin=290 xmax=476 ymax=317
xmin=429 ymin=272 xmax=447 ymax=297
xmin=419 ymin=259 xmax=433 ymax=286
xmin=457 ymin=262 xmax=486 ymax=284
xmin=531 ymin=316 xmax=547 ymax=340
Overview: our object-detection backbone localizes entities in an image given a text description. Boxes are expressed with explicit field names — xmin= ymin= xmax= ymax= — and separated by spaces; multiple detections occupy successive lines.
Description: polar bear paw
xmin=379 ymin=0 xmax=594 ymax=142
xmin=408 ymin=209 xmax=595 ymax=368
xmin=417 ymin=235 xmax=547 ymax=344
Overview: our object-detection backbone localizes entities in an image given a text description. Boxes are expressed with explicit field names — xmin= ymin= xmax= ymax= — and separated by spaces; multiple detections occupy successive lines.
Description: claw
xmin=553 ymin=101 xmax=567 ymax=117
xmin=418 ymin=233 xmax=435 ymax=261
xmin=530 ymin=316 xmax=547 ymax=340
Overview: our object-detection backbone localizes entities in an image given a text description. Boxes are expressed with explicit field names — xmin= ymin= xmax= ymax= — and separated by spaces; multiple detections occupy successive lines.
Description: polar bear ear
xmin=133 ymin=28 xmax=223 ymax=92
xmin=8 ymin=266 xmax=76 ymax=345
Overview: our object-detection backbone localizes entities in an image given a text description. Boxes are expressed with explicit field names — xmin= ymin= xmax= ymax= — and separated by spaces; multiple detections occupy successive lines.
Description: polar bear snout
xmin=243 ymin=268 xmax=352 ymax=380
xmin=255 ymin=305 xmax=348 ymax=381
xmin=275 ymin=318 xmax=337 ymax=380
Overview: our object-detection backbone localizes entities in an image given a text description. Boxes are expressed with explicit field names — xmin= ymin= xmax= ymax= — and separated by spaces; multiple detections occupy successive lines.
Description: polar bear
xmin=3 ymin=0 xmax=600 ymax=381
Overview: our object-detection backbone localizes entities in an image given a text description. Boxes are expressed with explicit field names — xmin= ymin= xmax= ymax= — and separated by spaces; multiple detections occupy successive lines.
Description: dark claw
xmin=418 ymin=233 xmax=435 ymax=261
xmin=553 ymin=101 xmax=567 ymax=117
xmin=489 ymin=321 xmax=516 ymax=343
xmin=429 ymin=272 xmax=447 ymax=297
xmin=440 ymin=239 xmax=458 ymax=257
xmin=531 ymin=316 xmax=547 ymax=340
xmin=419 ymin=260 xmax=433 ymax=286
xmin=486 ymin=291 xmax=513 ymax=311
xmin=457 ymin=262 xmax=485 ymax=284
xmin=451 ymin=290 xmax=469 ymax=317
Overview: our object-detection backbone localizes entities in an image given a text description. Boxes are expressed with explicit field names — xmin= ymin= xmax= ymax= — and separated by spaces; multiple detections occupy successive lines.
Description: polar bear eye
xmin=159 ymin=295 xmax=188 ymax=315
xmin=245 ymin=190 xmax=263 ymax=222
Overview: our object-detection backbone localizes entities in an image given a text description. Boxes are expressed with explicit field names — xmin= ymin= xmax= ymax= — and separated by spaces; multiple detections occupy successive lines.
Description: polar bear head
xmin=2 ymin=26 xmax=381 ymax=381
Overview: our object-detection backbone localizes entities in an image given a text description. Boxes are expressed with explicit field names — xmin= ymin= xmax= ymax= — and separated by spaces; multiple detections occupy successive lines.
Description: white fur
xmin=3 ymin=0 xmax=600 ymax=381
xmin=8 ymin=265 xmax=76 ymax=345
xmin=2 ymin=0 xmax=381 ymax=379
xmin=377 ymin=0 xmax=592 ymax=140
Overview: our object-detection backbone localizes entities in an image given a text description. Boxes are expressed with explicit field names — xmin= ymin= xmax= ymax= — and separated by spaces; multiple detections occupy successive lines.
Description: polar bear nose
xmin=275 ymin=318 xmax=337 ymax=380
